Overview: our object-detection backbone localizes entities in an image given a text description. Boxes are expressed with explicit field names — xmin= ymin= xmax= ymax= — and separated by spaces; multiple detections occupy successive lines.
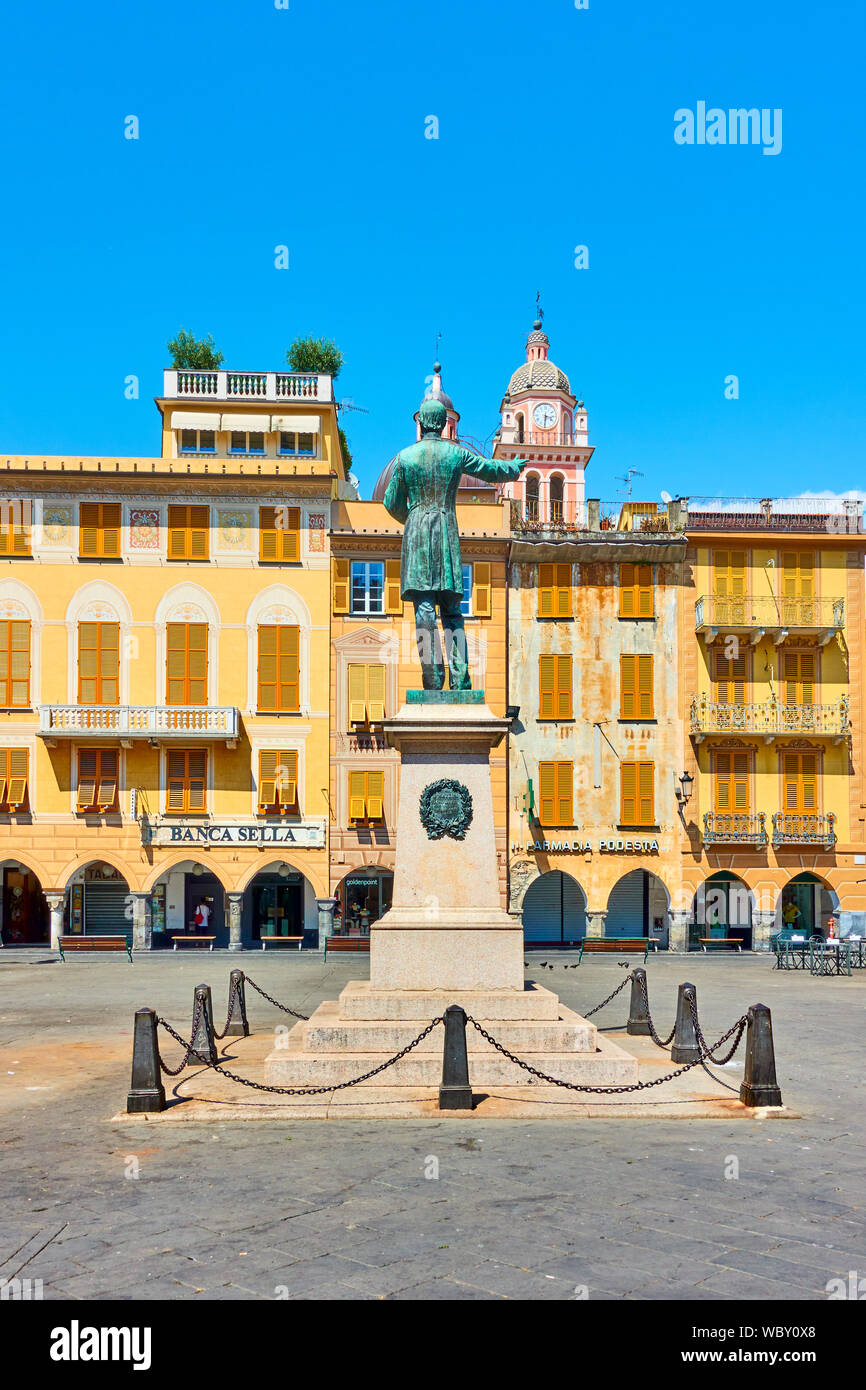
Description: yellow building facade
xmin=0 ymin=367 xmax=341 ymax=949
xmin=680 ymin=500 xmax=866 ymax=948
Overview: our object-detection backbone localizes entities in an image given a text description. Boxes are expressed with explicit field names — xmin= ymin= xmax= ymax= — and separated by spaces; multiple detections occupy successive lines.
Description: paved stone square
xmin=1 ymin=949 xmax=864 ymax=1301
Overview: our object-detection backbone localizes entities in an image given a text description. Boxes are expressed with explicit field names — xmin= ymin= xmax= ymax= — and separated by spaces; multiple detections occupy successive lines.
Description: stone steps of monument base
xmin=338 ymin=980 xmax=562 ymax=1021
xmin=265 ymin=1036 xmax=638 ymax=1089
xmin=300 ymin=1000 xmax=596 ymax=1054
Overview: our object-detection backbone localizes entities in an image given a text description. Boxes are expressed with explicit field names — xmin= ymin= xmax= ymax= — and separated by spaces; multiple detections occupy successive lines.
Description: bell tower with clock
xmin=493 ymin=310 xmax=593 ymax=525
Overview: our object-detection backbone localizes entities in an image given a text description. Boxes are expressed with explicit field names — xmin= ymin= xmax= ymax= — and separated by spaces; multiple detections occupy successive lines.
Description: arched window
xmin=549 ymin=475 xmax=564 ymax=523
xmin=525 ymin=474 xmax=540 ymax=523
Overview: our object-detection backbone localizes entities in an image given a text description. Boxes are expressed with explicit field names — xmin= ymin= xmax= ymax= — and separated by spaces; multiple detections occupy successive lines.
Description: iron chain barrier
xmin=637 ymin=971 xmax=677 ymax=1047
xmin=464 ymin=1011 xmax=749 ymax=1096
xmin=212 ymin=973 xmax=240 ymax=1040
xmin=581 ymin=973 xmax=633 ymax=1019
xmin=243 ymin=975 xmax=310 ymax=1020
xmin=155 ymin=993 xmax=204 ymax=1076
xmin=154 ymin=1012 xmax=444 ymax=1097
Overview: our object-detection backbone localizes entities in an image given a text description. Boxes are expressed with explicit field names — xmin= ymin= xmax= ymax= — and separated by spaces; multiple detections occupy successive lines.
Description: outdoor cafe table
xmin=773 ymin=937 xmax=811 ymax=970
xmin=809 ymin=940 xmax=853 ymax=977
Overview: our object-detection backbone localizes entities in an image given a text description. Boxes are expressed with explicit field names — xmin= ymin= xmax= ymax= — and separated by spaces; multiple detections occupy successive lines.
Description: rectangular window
xmin=620 ymin=761 xmax=654 ymax=826
xmin=77 ymin=748 xmax=118 ymax=813
xmin=712 ymin=550 xmax=746 ymax=624
xmin=259 ymin=506 xmax=300 ymax=563
xmin=0 ymin=621 xmax=30 ymax=708
xmin=347 ymin=663 xmax=386 ymax=726
xmin=79 ymin=503 xmax=121 ymax=559
xmin=166 ymin=749 xmax=207 ymax=814
xmin=539 ymin=563 xmax=572 ymax=619
xmin=713 ymin=649 xmax=747 ymax=705
xmin=257 ymin=624 xmax=300 ymax=711
xmin=279 ymin=431 xmax=315 ymax=456
xmin=348 ymin=769 xmax=385 ymax=824
xmin=461 ymin=564 xmax=472 ymax=617
xmin=538 ymin=654 xmax=572 ymax=719
xmin=714 ymin=751 xmax=750 ymax=814
xmin=351 ymin=561 xmax=385 ymax=615
xmin=179 ymin=429 xmax=215 ymax=454
xmin=258 ymin=749 xmax=299 ymax=814
xmin=166 ymin=623 xmax=208 ymax=705
xmin=229 ymin=431 xmax=265 ymax=454
xmin=620 ymin=654 xmax=654 ymax=718
xmin=167 ymin=505 xmax=209 ymax=561
xmin=0 ymin=748 xmax=28 ymax=811
xmin=783 ymin=651 xmax=815 ymax=705
xmin=538 ymin=760 xmax=573 ymax=825
xmin=0 ymin=501 xmax=32 ymax=556
xmin=78 ymin=622 xmax=119 ymax=705
xmin=619 ymin=563 xmax=653 ymax=618
xmin=782 ymin=751 xmax=818 ymax=813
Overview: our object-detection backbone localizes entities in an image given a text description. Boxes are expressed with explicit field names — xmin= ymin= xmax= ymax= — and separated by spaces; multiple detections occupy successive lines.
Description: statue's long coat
xmin=383 ymin=439 xmax=521 ymax=597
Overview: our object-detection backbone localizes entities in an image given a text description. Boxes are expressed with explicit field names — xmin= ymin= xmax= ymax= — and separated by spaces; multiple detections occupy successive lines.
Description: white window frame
xmin=229 ymin=430 xmax=265 ymax=456
xmin=179 ymin=429 xmax=216 ymax=455
xmin=350 ymin=561 xmax=385 ymax=616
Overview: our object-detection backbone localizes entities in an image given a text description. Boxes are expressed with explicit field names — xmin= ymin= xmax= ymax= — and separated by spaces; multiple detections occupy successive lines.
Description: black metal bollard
xmin=740 ymin=1004 xmax=783 ymax=1108
xmin=626 ymin=968 xmax=652 ymax=1035
xmin=438 ymin=1005 xmax=473 ymax=1111
xmin=126 ymin=1008 xmax=166 ymax=1113
xmin=225 ymin=970 xmax=250 ymax=1037
xmin=190 ymin=984 xmax=218 ymax=1065
xmin=670 ymin=982 xmax=701 ymax=1064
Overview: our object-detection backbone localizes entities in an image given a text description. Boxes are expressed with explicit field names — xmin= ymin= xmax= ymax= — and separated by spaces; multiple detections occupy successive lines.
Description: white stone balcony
xmin=38 ymin=705 xmax=239 ymax=744
xmin=695 ymin=594 xmax=844 ymax=642
xmin=691 ymin=694 xmax=850 ymax=742
xmin=163 ymin=369 xmax=332 ymax=402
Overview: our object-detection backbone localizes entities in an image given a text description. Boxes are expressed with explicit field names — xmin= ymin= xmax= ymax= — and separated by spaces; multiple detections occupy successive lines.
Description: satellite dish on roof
xmin=660 ymin=490 xmax=672 ymax=504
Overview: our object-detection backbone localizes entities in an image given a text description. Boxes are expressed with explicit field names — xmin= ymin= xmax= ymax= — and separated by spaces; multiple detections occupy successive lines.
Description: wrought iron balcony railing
xmin=703 ymin=812 xmax=768 ymax=846
xmin=38 ymin=705 xmax=239 ymax=742
xmin=691 ymin=694 xmax=850 ymax=740
xmin=695 ymin=594 xmax=844 ymax=635
xmin=772 ymin=812 xmax=837 ymax=849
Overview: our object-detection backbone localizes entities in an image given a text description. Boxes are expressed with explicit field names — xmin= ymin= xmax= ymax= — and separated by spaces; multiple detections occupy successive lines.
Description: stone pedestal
xmin=227 ymin=892 xmax=244 ymax=953
xmin=264 ymin=695 xmax=638 ymax=1101
xmin=131 ymin=892 xmax=153 ymax=952
xmin=370 ymin=698 xmax=523 ymax=992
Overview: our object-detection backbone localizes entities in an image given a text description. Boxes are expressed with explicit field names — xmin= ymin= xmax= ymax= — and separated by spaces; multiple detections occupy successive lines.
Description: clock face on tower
xmin=532 ymin=402 xmax=557 ymax=430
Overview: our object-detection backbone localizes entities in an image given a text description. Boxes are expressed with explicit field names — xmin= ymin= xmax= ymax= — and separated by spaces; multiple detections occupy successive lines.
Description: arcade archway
xmin=606 ymin=870 xmax=670 ymax=943
xmin=522 ymin=870 xmax=586 ymax=946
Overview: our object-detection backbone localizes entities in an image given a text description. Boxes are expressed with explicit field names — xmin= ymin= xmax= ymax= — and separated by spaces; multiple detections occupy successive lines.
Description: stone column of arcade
xmin=131 ymin=892 xmax=153 ymax=951
xmin=227 ymin=892 xmax=244 ymax=952
xmin=317 ymin=897 xmax=338 ymax=943
xmin=46 ymin=892 xmax=65 ymax=950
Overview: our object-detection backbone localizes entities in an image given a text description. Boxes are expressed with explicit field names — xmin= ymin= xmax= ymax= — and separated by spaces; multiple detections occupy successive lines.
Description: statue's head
xmin=417 ymin=398 xmax=447 ymax=438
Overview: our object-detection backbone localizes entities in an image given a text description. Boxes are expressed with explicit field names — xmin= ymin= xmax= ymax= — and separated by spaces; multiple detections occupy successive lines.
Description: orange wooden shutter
xmin=556 ymin=655 xmax=572 ymax=718
xmin=187 ymin=750 xmax=207 ymax=812
xmin=279 ymin=625 xmax=300 ymax=711
xmin=77 ymin=750 xmax=98 ymax=810
xmin=637 ymin=564 xmax=653 ymax=617
xmin=556 ymin=761 xmax=573 ymax=823
xmin=348 ymin=664 xmax=367 ymax=724
xmin=783 ymin=751 xmax=817 ymax=813
xmin=366 ymin=770 xmax=384 ymax=821
xmin=258 ymin=749 xmax=278 ymax=811
xmin=638 ymin=655 xmax=653 ymax=717
xmin=0 ymin=502 xmax=31 ymax=555
xmin=539 ymin=655 xmax=555 ymax=718
xmin=638 ymin=762 xmax=654 ymax=824
xmin=715 ymin=752 xmax=749 ymax=814
xmin=472 ymin=562 xmax=492 ymax=618
xmin=96 ymin=750 xmax=118 ymax=810
xmin=621 ymin=656 xmax=636 ymax=717
xmin=168 ymin=505 xmax=209 ymax=560
xmin=784 ymin=651 xmax=815 ymax=705
xmin=277 ymin=750 xmax=298 ymax=810
xmin=0 ymin=621 xmax=30 ymax=707
xmin=167 ymin=750 xmax=187 ymax=811
xmin=349 ymin=770 xmax=366 ymax=821
xmin=332 ymin=558 xmax=350 ymax=613
xmin=79 ymin=503 xmax=100 ymax=557
xmin=367 ymin=664 xmax=386 ymax=723
xmin=0 ymin=747 xmax=28 ymax=808
xmin=621 ymin=761 xmax=654 ymax=824
xmin=619 ymin=563 xmax=635 ymax=617
xmin=78 ymin=623 xmax=119 ymax=705
xmin=714 ymin=650 xmax=746 ymax=704
xmin=384 ymin=560 xmax=402 ymax=614
xmin=620 ymin=762 xmax=636 ymax=823
xmin=538 ymin=762 xmax=556 ymax=823
xmin=538 ymin=564 xmax=554 ymax=618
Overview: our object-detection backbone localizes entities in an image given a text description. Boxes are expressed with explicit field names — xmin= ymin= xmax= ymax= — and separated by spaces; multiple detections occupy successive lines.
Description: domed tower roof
xmin=507 ymin=318 xmax=572 ymax=396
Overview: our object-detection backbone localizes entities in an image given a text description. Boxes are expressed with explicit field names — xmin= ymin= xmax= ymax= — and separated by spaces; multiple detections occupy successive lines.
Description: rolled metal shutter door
xmin=84 ymin=882 xmax=130 ymax=936
xmin=606 ymin=869 xmax=645 ymax=938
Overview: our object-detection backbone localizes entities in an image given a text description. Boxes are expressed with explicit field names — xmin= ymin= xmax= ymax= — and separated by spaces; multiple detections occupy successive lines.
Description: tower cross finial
xmin=535 ymin=290 xmax=543 ymax=324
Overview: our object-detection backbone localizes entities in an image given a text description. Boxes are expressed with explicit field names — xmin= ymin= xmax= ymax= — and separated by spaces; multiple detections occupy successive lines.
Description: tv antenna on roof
xmin=615 ymin=468 xmax=644 ymax=498
xmin=336 ymin=398 xmax=369 ymax=415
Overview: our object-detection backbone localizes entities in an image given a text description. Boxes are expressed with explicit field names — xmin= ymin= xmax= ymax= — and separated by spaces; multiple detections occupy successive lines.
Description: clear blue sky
xmin=0 ymin=0 xmax=863 ymax=502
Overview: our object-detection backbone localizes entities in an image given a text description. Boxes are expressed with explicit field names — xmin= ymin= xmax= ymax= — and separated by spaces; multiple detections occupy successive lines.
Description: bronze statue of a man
xmin=384 ymin=397 xmax=526 ymax=689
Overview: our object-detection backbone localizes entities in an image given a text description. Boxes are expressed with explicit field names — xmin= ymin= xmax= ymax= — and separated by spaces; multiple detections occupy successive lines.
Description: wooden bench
xmin=579 ymin=937 xmax=650 ymax=962
xmin=323 ymin=936 xmax=370 ymax=962
xmin=59 ymin=935 xmax=133 ymax=963
xmin=699 ymin=937 xmax=742 ymax=952
xmin=260 ymin=935 xmax=304 ymax=951
xmin=171 ymin=935 xmax=216 ymax=951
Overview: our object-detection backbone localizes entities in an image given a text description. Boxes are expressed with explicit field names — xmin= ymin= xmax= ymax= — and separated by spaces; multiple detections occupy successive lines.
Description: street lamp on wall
xmin=675 ymin=771 xmax=694 ymax=808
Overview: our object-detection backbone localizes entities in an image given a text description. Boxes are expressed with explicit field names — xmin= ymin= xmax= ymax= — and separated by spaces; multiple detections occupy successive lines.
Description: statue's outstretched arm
xmin=459 ymin=448 xmax=527 ymax=483
xmin=383 ymin=456 xmax=409 ymax=523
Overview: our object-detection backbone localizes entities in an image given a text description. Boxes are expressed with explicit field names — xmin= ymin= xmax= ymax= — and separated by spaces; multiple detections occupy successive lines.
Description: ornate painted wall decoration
xmin=218 ymin=509 xmax=252 ymax=548
xmin=308 ymin=513 xmax=326 ymax=553
xmin=40 ymin=505 xmax=73 ymax=547
xmin=0 ymin=600 xmax=28 ymax=621
xmin=129 ymin=509 xmax=160 ymax=550
xmin=167 ymin=602 xmax=208 ymax=624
